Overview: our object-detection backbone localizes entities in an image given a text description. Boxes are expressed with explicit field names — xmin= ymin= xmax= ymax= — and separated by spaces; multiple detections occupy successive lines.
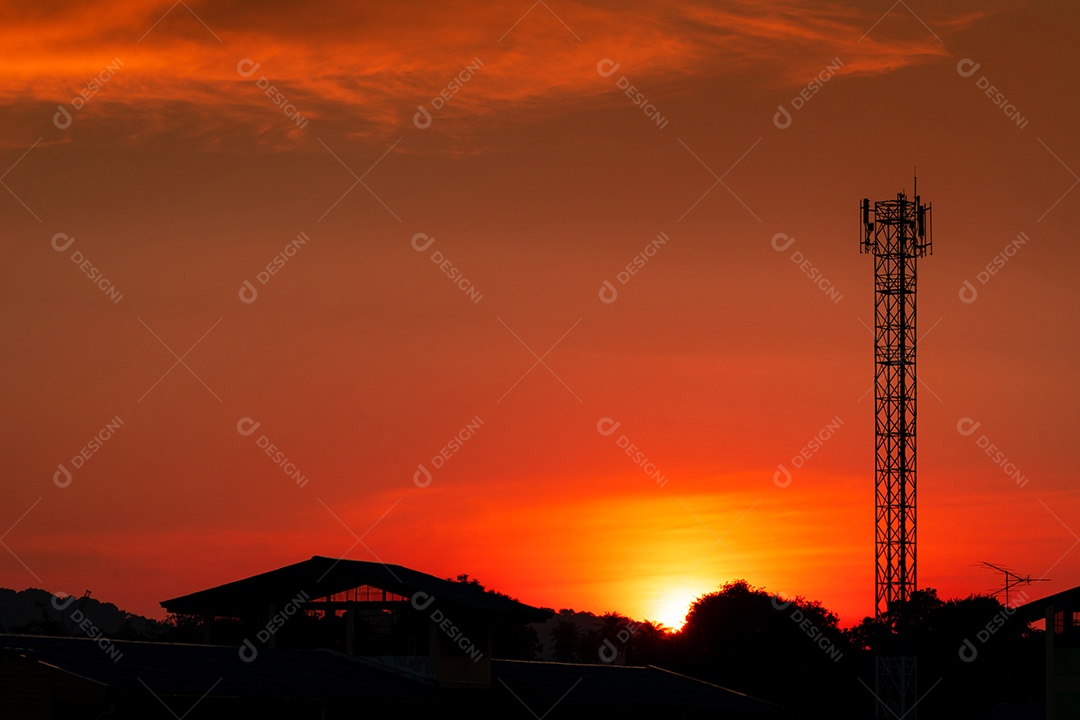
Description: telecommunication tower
xmin=861 ymin=182 xmax=932 ymax=616
xmin=861 ymin=180 xmax=932 ymax=719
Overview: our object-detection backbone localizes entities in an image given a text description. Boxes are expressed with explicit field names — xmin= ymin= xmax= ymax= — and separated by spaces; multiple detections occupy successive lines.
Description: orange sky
xmin=2 ymin=0 xmax=1079 ymax=628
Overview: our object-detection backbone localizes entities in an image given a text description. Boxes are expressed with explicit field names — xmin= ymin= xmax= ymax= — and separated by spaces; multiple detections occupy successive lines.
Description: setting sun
xmin=647 ymin=587 xmax=704 ymax=631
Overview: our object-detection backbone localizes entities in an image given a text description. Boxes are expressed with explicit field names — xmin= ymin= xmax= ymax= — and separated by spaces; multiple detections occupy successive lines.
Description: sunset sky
xmin=3 ymin=0 xmax=1079 ymax=629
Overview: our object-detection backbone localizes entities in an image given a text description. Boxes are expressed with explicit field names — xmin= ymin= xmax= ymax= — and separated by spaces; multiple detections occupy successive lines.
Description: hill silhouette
xmin=0 ymin=587 xmax=199 ymax=642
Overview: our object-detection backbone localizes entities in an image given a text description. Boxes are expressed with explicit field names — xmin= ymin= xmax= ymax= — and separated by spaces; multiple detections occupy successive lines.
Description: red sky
xmin=2 ymin=0 xmax=1079 ymax=629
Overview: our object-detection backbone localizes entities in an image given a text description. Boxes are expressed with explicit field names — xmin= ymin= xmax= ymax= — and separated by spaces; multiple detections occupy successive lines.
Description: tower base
xmin=875 ymin=655 xmax=918 ymax=718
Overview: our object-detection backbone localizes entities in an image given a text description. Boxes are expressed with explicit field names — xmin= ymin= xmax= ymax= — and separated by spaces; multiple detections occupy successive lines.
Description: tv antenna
xmin=978 ymin=561 xmax=1049 ymax=607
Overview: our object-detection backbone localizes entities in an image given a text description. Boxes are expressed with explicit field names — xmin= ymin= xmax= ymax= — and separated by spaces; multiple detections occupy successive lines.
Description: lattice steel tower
xmin=860 ymin=184 xmax=932 ymax=618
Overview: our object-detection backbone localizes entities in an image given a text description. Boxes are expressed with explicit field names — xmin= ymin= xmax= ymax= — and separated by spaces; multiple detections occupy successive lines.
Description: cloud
xmin=0 ymin=0 xmax=993 ymax=149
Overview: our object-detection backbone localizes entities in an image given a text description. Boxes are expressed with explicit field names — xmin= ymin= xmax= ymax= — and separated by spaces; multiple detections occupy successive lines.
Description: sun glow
xmin=648 ymin=587 xmax=704 ymax=631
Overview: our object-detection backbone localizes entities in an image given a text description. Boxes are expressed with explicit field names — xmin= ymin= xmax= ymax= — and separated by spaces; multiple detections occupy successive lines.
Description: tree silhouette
xmin=847 ymin=589 xmax=1043 ymax=717
xmin=671 ymin=580 xmax=859 ymax=717
xmin=450 ymin=574 xmax=540 ymax=659
xmin=551 ymin=615 xmax=584 ymax=662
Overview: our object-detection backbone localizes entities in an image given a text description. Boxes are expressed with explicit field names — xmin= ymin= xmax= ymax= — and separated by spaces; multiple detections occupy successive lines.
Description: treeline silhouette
xmin=540 ymin=580 xmax=1043 ymax=719
xmin=1 ymin=579 xmax=1043 ymax=718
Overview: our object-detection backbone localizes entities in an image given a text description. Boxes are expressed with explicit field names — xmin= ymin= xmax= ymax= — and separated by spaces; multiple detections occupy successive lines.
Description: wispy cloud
xmin=0 ymin=0 xmax=993 ymax=148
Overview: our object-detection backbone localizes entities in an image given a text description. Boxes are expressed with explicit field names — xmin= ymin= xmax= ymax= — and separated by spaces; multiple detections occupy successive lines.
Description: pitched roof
xmin=160 ymin=555 xmax=552 ymax=622
xmin=1015 ymin=583 xmax=1080 ymax=623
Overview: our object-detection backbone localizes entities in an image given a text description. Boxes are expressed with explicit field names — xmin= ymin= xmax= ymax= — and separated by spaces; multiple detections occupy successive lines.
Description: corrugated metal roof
xmin=1 ymin=634 xmax=786 ymax=716
xmin=1 ymin=634 xmax=435 ymax=701
xmin=492 ymin=659 xmax=786 ymax=713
